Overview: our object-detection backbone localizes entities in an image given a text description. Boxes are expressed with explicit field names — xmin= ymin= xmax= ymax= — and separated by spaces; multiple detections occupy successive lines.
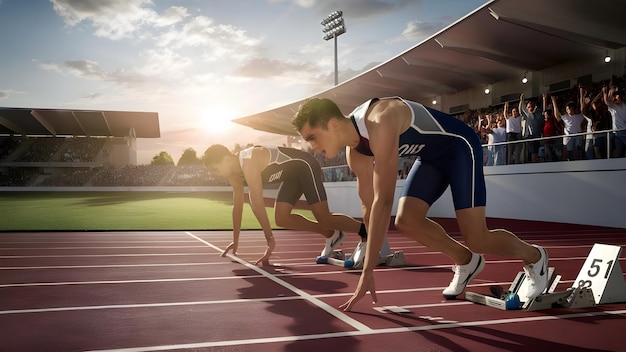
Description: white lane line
xmin=373 ymin=302 xmax=471 ymax=313
xmin=185 ymin=231 xmax=372 ymax=332
xmin=86 ymin=309 xmax=626 ymax=352
xmin=0 ymin=275 xmax=264 ymax=288
xmin=0 ymin=262 xmax=227 ymax=270
xmin=0 ymin=253 xmax=219 ymax=259
xmin=0 ymin=241 xmax=200 ymax=244
xmin=0 ymin=264 xmax=582 ymax=289
xmin=0 ymin=246 xmax=210 ymax=250
xmin=0 ymin=296 xmax=300 ymax=315
xmin=0 ymin=291 xmax=466 ymax=315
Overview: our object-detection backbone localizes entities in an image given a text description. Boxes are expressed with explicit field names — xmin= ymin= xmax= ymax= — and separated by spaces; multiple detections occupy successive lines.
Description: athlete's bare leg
xmin=274 ymin=201 xmax=362 ymax=238
xmin=309 ymin=201 xmax=363 ymax=237
xmin=396 ymin=196 xmax=540 ymax=264
xmin=395 ymin=196 xmax=471 ymax=264
xmin=455 ymin=206 xmax=540 ymax=264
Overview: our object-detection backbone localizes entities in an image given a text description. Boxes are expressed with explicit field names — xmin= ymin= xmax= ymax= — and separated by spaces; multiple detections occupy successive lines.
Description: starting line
xmin=466 ymin=243 xmax=626 ymax=311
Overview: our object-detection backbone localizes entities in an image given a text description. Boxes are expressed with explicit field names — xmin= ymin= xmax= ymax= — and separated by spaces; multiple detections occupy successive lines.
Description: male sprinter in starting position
xmin=292 ymin=97 xmax=548 ymax=310
xmin=203 ymin=144 xmax=367 ymax=266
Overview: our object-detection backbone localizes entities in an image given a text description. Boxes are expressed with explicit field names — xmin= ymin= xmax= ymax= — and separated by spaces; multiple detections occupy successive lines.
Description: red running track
xmin=0 ymin=218 xmax=625 ymax=352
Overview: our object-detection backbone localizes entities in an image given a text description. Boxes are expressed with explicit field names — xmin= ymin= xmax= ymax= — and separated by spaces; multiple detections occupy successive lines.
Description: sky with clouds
xmin=0 ymin=0 xmax=486 ymax=164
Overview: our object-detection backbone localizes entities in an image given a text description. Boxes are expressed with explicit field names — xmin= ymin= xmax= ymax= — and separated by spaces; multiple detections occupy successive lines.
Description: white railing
xmin=320 ymin=128 xmax=626 ymax=181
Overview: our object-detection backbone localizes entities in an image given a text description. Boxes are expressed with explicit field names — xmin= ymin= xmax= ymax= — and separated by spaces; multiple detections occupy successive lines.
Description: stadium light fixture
xmin=321 ymin=10 xmax=346 ymax=86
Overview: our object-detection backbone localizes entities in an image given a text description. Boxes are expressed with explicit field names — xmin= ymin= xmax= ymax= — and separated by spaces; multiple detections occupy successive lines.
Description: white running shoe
xmin=442 ymin=252 xmax=485 ymax=299
xmin=320 ymin=230 xmax=345 ymax=257
xmin=523 ymin=245 xmax=549 ymax=300
xmin=350 ymin=241 xmax=366 ymax=267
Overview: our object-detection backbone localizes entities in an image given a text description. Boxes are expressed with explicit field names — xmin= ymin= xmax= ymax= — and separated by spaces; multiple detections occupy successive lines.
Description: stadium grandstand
xmin=0 ymin=108 xmax=160 ymax=186
xmin=233 ymin=0 xmax=626 ymax=135
xmin=0 ymin=107 xmax=233 ymax=187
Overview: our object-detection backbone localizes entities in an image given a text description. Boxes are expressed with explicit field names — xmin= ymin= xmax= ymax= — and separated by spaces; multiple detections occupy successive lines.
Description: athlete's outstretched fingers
xmin=221 ymin=242 xmax=236 ymax=257
xmin=339 ymin=271 xmax=377 ymax=311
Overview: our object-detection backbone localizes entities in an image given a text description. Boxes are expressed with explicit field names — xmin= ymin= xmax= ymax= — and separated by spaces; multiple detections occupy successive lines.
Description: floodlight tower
xmin=321 ymin=10 xmax=346 ymax=86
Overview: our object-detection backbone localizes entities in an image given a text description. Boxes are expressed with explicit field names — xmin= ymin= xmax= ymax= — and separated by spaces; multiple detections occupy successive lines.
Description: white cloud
xmin=35 ymin=61 xmax=64 ymax=74
xmin=81 ymin=92 xmax=105 ymax=100
xmin=293 ymin=0 xmax=317 ymax=8
xmin=298 ymin=43 xmax=326 ymax=55
xmin=153 ymin=6 xmax=189 ymax=27
xmin=138 ymin=48 xmax=192 ymax=79
xmin=393 ymin=19 xmax=444 ymax=43
xmin=50 ymin=1 xmax=190 ymax=40
xmin=37 ymin=49 xmax=191 ymax=97
xmin=64 ymin=59 xmax=108 ymax=79
xmin=0 ymin=89 xmax=15 ymax=99
xmin=156 ymin=15 xmax=214 ymax=48
xmin=51 ymin=0 xmax=157 ymax=40
xmin=37 ymin=59 xmax=146 ymax=93
xmin=156 ymin=16 xmax=263 ymax=63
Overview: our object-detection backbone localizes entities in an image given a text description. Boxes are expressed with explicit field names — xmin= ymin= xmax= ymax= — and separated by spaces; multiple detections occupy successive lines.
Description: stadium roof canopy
xmin=233 ymin=0 xmax=626 ymax=136
xmin=0 ymin=107 xmax=160 ymax=138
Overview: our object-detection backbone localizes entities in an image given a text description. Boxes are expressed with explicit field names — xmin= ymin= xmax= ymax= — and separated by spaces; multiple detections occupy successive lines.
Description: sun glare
xmin=200 ymin=105 xmax=238 ymax=135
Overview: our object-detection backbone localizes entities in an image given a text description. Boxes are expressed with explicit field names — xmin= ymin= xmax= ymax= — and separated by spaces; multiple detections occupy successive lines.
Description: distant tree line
xmin=150 ymin=143 xmax=253 ymax=167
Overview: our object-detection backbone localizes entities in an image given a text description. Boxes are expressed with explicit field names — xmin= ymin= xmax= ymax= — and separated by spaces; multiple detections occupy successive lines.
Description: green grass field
xmin=0 ymin=191 xmax=314 ymax=231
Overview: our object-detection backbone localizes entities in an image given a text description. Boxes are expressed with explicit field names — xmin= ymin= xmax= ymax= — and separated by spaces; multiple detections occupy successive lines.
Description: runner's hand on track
xmin=221 ymin=242 xmax=237 ymax=257
xmin=254 ymin=236 xmax=275 ymax=266
xmin=339 ymin=270 xmax=377 ymax=311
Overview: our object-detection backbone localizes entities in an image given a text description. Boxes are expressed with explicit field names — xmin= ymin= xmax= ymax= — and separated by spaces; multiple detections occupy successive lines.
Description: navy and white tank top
xmin=349 ymin=97 xmax=480 ymax=160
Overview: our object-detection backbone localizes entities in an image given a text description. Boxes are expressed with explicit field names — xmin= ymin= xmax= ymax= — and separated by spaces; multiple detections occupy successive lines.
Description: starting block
xmin=316 ymin=234 xmax=406 ymax=269
xmin=467 ymin=243 xmax=626 ymax=311
xmin=350 ymin=235 xmax=407 ymax=269
xmin=524 ymin=286 xmax=596 ymax=311
xmin=466 ymin=267 xmax=556 ymax=310
xmin=375 ymin=234 xmax=406 ymax=267
xmin=570 ymin=243 xmax=626 ymax=305
xmin=379 ymin=251 xmax=406 ymax=267
xmin=527 ymin=243 xmax=626 ymax=310
xmin=316 ymin=241 xmax=365 ymax=269
xmin=316 ymin=250 xmax=355 ymax=268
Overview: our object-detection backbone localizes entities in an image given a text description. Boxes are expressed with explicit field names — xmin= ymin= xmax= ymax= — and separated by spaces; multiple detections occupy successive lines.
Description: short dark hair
xmin=292 ymin=98 xmax=343 ymax=132
xmin=203 ymin=144 xmax=232 ymax=168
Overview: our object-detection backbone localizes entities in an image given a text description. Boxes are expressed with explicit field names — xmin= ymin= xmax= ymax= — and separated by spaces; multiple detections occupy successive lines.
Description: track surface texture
xmin=1 ymin=219 xmax=625 ymax=352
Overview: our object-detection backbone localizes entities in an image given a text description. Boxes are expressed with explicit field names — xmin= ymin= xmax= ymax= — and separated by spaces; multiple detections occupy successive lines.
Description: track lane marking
xmin=185 ymin=231 xmax=373 ymax=332
xmin=0 ymin=279 xmax=574 ymax=314
xmin=0 ymin=262 xmax=227 ymax=270
xmin=86 ymin=309 xmax=626 ymax=352
xmin=0 ymin=296 xmax=301 ymax=315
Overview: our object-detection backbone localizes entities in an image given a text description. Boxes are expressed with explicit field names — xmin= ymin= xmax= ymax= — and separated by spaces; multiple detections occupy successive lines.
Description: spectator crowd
xmin=1 ymin=76 xmax=624 ymax=187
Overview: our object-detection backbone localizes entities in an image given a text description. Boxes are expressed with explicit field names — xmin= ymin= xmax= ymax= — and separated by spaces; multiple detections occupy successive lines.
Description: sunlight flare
xmin=200 ymin=104 xmax=238 ymax=135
